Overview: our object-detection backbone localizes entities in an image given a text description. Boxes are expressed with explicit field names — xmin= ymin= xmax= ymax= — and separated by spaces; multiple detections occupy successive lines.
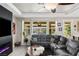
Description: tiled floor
xmin=9 ymin=45 xmax=27 ymax=56
xmin=8 ymin=45 xmax=79 ymax=56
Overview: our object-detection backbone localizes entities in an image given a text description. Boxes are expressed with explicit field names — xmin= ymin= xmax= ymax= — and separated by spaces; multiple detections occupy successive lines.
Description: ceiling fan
xmin=54 ymin=3 xmax=74 ymax=13
xmin=52 ymin=3 xmax=74 ymax=13
xmin=58 ymin=3 xmax=74 ymax=5
xmin=38 ymin=3 xmax=74 ymax=13
xmin=38 ymin=3 xmax=74 ymax=5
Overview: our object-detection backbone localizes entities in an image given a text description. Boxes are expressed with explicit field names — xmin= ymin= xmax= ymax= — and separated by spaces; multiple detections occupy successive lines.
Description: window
xmin=32 ymin=22 xmax=47 ymax=34
xmin=49 ymin=21 xmax=56 ymax=35
xmin=64 ymin=22 xmax=71 ymax=37
xmin=24 ymin=22 xmax=30 ymax=36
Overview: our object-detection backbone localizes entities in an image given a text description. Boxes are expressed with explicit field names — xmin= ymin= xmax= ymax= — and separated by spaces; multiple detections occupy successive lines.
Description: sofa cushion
xmin=58 ymin=36 xmax=67 ymax=45
xmin=66 ymin=40 xmax=79 ymax=55
xmin=32 ymin=35 xmax=51 ymax=48
xmin=50 ymin=37 xmax=55 ymax=43
xmin=53 ymin=35 xmax=60 ymax=44
xmin=55 ymin=49 xmax=71 ymax=56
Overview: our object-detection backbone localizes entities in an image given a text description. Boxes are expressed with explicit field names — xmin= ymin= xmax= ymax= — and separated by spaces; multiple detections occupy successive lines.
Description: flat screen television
xmin=0 ymin=5 xmax=12 ymax=56
xmin=0 ymin=17 xmax=12 ymax=56
xmin=0 ymin=17 xmax=11 ymax=37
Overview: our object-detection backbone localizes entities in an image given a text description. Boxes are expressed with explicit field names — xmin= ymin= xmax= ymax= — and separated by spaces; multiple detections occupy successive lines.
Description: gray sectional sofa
xmin=31 ymin=35 xmax=79 ymax=56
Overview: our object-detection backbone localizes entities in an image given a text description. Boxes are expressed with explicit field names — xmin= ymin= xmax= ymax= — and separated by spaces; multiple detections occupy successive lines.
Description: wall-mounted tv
xmin=0 ymin=5 xmax=12 ymax=56
xmin=0 ymin=18 xmax=11 ymax=37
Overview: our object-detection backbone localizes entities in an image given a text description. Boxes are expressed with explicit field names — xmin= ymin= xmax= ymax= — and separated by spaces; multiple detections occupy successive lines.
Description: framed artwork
xmin=12 ymin=22 xmax=16 ymax=34
xmin=59 ymin=27 xmax=62 ymax=31
xmin=74 ymin=25 xmax=76 ymax=31
xmin=57 ymin=23 xmax=61 ymax=26
xmin=77 ymin=21 xmax=79 ymax=32
xmin=74 ymin=25 xmax=76 ymax=27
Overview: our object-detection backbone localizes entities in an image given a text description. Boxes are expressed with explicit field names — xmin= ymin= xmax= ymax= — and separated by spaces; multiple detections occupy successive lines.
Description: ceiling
xmin=13 ymin=3 xmax=78 ymax=13
xmin=1 ymin=3 xmax=79 ymax=17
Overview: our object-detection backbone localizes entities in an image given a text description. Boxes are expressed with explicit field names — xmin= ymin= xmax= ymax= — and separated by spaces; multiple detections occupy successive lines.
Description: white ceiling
xmin=13 ymin=3 xmax=47 ymax=12
xmin=13 ymin=3 xmax=78 ymax=13
xmin=1 ymin=3 xmax=79 ymax=17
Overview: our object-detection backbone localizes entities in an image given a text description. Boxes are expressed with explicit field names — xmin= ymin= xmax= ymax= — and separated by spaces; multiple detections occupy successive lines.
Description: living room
xmin=1 ymin=3 xmax=79 ymax=56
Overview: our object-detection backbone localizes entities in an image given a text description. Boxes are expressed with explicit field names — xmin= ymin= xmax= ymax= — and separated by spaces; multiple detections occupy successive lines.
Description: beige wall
xmin=12 ymin=17 xmax=23 ymax=47
xmin=12 ymin=17 xmax=79 ymax=46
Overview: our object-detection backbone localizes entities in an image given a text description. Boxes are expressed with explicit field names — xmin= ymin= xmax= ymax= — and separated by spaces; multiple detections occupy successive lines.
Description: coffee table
xmin=27 ymin=45 xmax=45 ymax=56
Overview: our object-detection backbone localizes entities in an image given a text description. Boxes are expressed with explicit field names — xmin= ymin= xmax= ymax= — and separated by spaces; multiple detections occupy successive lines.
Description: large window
xmin=32 ymin=22 xmax=47 ymax=35
xmin=64 ymin=21 xmax=71 ymax=37
xmin=49 ymin=21 xmax=56 ymax=35
xmin=24 ymin=22 xmax=30 ymax=36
